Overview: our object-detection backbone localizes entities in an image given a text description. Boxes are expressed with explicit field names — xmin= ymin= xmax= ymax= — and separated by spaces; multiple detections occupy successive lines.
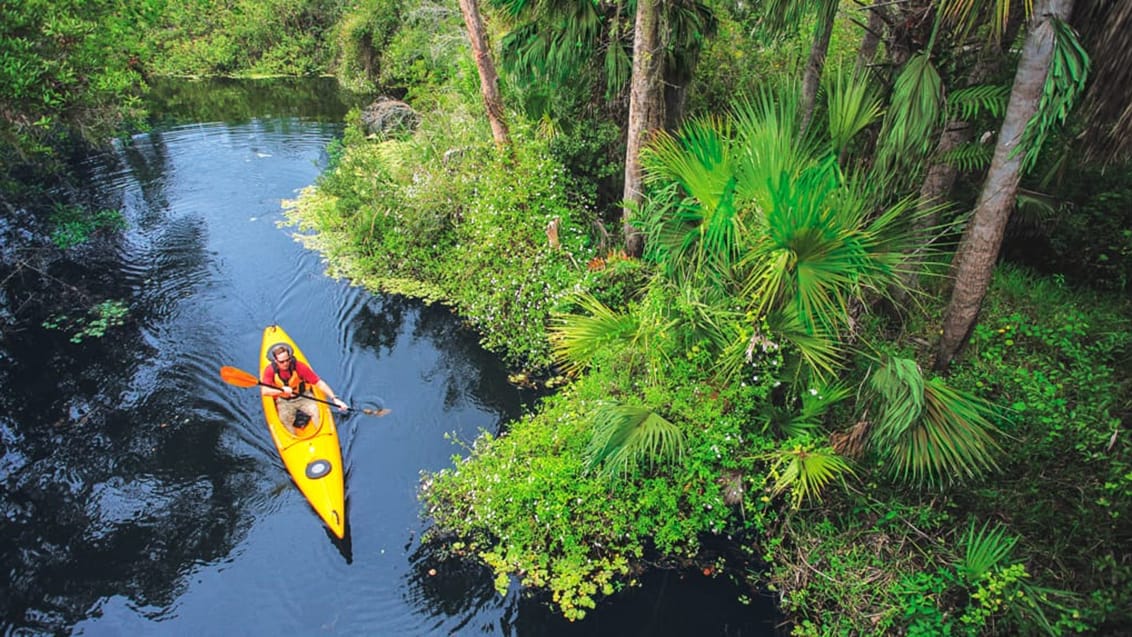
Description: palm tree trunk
xmin=854 ymin=0 xmax=886 ymax=75
xmin=916 ymin=41 xmax=1010 ymax=235
xmin=623 ymin=0 xmax=664 ymax=258
xmin=458 ymin=0 xmax=510 ymax=149
xmin=799 ymin=0 xmax=837 ymax=133
xmin=935 ymin=0 xmax=1075 ymax=372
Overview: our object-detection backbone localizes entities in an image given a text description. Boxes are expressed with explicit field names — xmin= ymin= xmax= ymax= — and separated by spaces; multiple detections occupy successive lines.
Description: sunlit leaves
xmin=765 ymin=441 xmax=856 ymax=508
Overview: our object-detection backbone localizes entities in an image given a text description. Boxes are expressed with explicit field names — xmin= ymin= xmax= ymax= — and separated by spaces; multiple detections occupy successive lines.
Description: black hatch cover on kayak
xmin=305 ymin=459 xmax=332 ymax=479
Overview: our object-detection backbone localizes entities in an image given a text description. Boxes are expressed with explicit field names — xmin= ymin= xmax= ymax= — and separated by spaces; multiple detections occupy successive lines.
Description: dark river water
xmin=1 ymin=78 xmax=780 ymax=636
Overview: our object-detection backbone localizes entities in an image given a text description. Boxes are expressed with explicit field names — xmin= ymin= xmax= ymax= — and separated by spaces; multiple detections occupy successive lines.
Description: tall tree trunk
xmin=799 ymin=0 xmax=837 ymax=133
xmin=916 ymin=40 xmax=1010 ymax=236
xmin=458 ymin=0 xmax=510 ymax=149
xmin=854 ymin=0 xmax=886 ymax=75
xmin=622 ymin=0 xmax=664 ymax=258
xmin=935 ymin=0 xmax=1074 ymax=372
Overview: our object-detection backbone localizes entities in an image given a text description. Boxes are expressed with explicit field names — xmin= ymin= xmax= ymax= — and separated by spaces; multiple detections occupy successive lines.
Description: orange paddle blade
xmin=219 ymin=366 xmax=262 ymax=388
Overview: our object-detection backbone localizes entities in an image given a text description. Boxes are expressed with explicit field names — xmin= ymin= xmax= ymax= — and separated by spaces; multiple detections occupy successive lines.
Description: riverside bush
xmin=422 ymin=364 xmax=780 ymax=622
xmin=764 ymin=264 xmax=1131 ymax=635
xmin=145 ymin=0 xmax=341 ymax=77
xmin=288 ymin=110 xmax=597 ymax=368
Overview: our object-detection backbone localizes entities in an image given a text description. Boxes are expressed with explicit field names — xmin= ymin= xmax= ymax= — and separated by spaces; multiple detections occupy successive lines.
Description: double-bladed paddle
xmin=219 ymin=366 xmax=390 ymax=416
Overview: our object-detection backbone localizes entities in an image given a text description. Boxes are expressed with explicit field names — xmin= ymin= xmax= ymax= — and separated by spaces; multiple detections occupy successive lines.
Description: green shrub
xmin=333 ymin=0 xmax=403 ymax=92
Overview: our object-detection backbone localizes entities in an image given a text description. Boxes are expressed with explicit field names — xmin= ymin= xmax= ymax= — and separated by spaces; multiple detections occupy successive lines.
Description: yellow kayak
xmin=259 ymin=325 xmax=346 ymax=539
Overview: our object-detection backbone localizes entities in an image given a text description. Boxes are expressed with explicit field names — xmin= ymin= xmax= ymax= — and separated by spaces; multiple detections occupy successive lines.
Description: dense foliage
xmin=141 ymin=0 xmax=344 ymax=77
xmin=0 ymin=0 xmax=149 ymax=177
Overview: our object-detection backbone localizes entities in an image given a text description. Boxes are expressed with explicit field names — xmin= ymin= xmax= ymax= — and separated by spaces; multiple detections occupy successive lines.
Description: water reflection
xmin=144 ymin=77 xmax=372 ymax=126
xmin=2 ymin=78 xmax=780 ymax=635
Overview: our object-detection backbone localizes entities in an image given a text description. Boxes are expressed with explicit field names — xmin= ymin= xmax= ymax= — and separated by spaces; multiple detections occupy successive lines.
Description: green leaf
xmin=585 ymin=403 xmax=685 ymax=481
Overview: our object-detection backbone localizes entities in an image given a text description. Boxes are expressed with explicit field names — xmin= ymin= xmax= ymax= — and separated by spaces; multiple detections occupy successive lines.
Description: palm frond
xmin=957 ymin=519 xmax=1018 ymax=584
xmin=585 ymin=403 xmax=685 ymax=480
xmin=866 ymin=357 xmax=1002 ymax=486
xmin=731 ymin=84 xmax=821 ymax=205
xmin=936 ymin=142 xmax=994 ymax=172
xmin=824 ymin=67 xmax=885 ymax=155
xmin=643 ymin=116 xmax=734 ymax=204
xmin=549 ymin=292 xmax=641 ymax=375
xmin=666 ymin=280 xmax=743 ymax=354
xmin=919 ymin=378 xmax=1002 ymax=482
xmin=937 ymin=0 xmax=1032 ymax=42
xmin=875 ymin=52 xmax=944 ymax=177
xmin=1018 ymin=17 xmax=1090 ymax=171
xmin=1076 ymin=0 xmax=1132 ymax=162
xmin=766 ymin=442 xmax=856 ymax=508
xmin=947 ymin=84 xmax=1011 ymax=120
xmin=867 ymin=356 xmax=926 ymax=446
xmin=640 ymin=118 xmax=744 ymax=289
xmin=766 ymin=309 xmax=841 ymax=380
xmin=780 ymin=381 xmax=852 ymax=437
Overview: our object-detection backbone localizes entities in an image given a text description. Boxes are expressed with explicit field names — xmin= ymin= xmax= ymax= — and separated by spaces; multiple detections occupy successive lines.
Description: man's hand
xmin=280 ymin=385 xmax=294 ymax=398
xmin=332 ymin=397 xmax=348 ymax=412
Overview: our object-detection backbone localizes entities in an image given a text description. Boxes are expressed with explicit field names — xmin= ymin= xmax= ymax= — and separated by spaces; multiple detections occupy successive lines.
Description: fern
xmin=937 ymin=142 xmax=994 ymax=172
xmin=947 ymin=84 xmax=1010 ymax=120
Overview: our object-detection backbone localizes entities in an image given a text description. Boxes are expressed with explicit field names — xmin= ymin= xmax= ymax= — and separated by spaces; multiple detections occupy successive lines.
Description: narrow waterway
xmin=0 ymin=78 xmax=780 ymax=635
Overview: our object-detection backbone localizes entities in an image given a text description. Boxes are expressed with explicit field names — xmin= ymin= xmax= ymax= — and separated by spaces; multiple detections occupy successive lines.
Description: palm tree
xmin=623 ymin=0 xmax=664 ymax=257
xmin=861 ymin=355 xmax=1001 ymax=486
xmin=489 ymin=0 xmax=715 ymax=256
xmin=458 ymin=0 xmax=511 ymax=148
xmin=936 ymin=0 xmax=1086 ymax=370
xmin=759 ymin=0 xmax=841 ymax=133
xmin=640 ymin=81 xmax=922 ymax=381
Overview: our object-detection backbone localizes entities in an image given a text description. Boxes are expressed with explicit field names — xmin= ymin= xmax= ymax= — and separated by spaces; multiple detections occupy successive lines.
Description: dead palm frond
xmin=1076 ymin=0 xmax=1132 ymax=163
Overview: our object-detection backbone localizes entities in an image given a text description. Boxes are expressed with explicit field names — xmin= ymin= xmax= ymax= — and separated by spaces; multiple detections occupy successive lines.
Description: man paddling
xmin=262 ymin=342 xmax=348 ymax=434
